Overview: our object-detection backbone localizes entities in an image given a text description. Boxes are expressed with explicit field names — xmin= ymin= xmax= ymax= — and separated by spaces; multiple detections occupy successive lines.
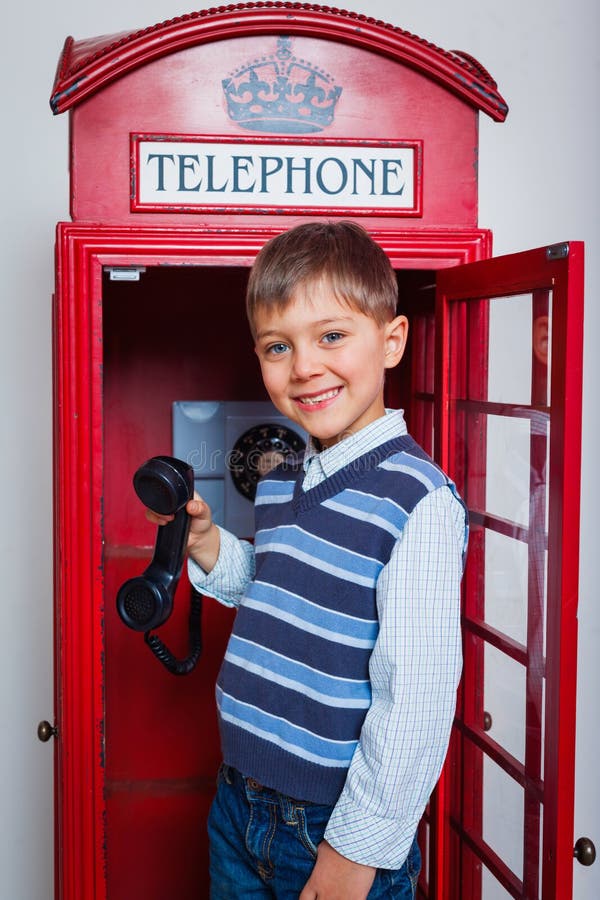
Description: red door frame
xmin=53 ymin=222 xmax=490 ymax=900
xmin=434 ymin=243 xmax=584 ymax=898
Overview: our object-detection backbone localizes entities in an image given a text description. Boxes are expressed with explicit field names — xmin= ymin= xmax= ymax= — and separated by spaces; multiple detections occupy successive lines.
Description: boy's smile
xmin=254 ymin=280 xmax=408 ymax=448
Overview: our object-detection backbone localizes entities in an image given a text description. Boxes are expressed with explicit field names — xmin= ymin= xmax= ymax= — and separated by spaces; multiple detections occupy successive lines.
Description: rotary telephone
xmin=116 ymin=455 xmax=202 ymax=675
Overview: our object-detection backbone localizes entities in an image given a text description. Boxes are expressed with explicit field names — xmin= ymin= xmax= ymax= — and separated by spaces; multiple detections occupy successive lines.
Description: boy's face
xmin=253 ymin=279 xmax=408 ymax=449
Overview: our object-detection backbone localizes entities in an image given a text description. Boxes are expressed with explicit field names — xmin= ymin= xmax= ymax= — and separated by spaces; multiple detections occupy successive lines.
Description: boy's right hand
xmin=145 ymin=492 xmax=220 ymax=574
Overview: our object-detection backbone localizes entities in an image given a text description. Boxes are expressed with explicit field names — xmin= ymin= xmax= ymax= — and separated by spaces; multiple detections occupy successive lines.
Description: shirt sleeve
xmin=187 ymin=525 xmax=255 ymax=608
xmin=324 ymin=486 xmax=465 ymax=869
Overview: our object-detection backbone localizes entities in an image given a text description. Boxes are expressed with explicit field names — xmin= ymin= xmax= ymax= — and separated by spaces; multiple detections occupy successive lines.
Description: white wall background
xmin=1 ymin=1 xmax=597 ymax=898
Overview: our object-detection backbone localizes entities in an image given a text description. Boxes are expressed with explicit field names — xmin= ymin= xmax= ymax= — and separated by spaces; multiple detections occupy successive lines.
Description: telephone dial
xmin=229 ymin=422 xmax=306 ymax=501
xmin=116 ymin=455 xmax=203 ymax=675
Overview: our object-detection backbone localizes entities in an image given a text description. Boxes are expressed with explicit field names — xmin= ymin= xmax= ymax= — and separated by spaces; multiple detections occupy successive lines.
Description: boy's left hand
xmin=299 ymin=840 xmax=376 ymax=899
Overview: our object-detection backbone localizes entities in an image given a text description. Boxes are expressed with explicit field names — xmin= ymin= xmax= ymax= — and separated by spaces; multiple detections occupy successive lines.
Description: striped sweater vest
xmin=216 ymin=433 xmax=457 ymax=805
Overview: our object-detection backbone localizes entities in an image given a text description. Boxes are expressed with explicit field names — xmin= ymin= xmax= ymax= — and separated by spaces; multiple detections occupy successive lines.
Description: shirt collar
xmin=302 ymin=409 xmax=408 ymax=479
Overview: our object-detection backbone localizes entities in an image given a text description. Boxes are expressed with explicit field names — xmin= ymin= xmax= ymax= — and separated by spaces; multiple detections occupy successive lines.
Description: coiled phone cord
xmin=144 ymin=588 xmax=203 ymax=676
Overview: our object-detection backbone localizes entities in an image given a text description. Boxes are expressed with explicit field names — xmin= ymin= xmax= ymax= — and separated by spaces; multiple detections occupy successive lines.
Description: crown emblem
xmin=222 ymin=37 xmax=342 ymax=134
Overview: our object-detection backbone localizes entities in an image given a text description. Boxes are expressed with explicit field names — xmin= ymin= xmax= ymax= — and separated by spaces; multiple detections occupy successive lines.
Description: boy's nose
xmin=291 ymin=345 xmax=323 ymax=380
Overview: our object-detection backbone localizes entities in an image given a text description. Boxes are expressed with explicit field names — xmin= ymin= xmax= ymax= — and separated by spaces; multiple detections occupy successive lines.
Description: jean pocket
xmin=294 ymin=802 xmax=332 ymax=861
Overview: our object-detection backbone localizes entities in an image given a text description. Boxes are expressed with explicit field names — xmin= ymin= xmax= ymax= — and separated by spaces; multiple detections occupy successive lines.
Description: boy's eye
xmin=266 ymin=342 xmax=289 ymax=356
xmin=322 ymin=331 xmax=344 ymax=344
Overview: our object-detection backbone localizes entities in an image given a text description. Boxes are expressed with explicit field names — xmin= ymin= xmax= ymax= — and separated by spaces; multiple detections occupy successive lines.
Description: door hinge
xmin=546 ymin=242 xmax=569 ymax=261
xmin=106 ymin=266 xmax=146 ymax=282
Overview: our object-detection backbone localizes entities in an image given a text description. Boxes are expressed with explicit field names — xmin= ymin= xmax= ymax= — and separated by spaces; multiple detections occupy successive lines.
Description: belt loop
xmin=279 ymin=792 xmax=298 ymax=825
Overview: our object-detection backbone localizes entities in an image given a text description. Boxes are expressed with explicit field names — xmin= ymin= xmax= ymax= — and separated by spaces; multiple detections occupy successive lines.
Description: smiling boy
xmin=148 ymin=221 xmax=466 ymax=898
xmin=252 ymin=275 xmax=403 ymax=450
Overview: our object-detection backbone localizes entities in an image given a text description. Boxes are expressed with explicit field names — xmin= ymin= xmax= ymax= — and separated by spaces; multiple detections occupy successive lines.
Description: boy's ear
xmin=383 ymin=315 xmax=409 ymax=369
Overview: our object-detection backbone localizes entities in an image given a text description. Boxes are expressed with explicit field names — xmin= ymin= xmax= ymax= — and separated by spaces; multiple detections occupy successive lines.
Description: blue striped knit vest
xmin=216 ymin=433 xmax=458 ymax=805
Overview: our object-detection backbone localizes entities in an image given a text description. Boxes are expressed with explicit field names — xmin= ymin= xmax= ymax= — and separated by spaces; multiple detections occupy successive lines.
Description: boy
xmin=149 ymin=222 xmax=466 ymax=898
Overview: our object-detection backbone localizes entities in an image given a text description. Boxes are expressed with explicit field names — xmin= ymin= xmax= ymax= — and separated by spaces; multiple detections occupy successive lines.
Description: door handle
xmin=573 ymin=837 xmax=596 ymax=866
xmin=37 ymin=720 xmax=58 ymax=742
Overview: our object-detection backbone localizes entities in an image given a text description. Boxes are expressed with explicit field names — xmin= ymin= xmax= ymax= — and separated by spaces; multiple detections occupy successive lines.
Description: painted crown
xmin=222 ymin=37 xmax=342 ymax=134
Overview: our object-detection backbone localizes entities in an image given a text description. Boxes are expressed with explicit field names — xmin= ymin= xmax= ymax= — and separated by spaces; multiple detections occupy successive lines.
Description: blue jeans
xmin=207 ymin=764 xmax=421 ymax=898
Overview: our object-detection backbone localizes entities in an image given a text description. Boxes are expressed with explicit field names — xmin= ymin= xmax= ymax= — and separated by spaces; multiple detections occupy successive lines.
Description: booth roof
xmin=50 ymin=2 xmax=508 ymax=120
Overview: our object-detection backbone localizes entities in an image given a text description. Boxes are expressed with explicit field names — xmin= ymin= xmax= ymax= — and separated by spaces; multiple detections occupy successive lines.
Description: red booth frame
xmin=53 ymin=224 xmax=490 ymax=899
xmin=54 ymin=225 xmax=585 ymax=900
xmin=50 ymin=5 xmax=584 ymax=899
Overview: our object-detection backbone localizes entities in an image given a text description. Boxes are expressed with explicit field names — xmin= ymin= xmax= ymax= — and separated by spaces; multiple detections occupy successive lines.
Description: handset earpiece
xmin=117 ymin=456 xmax=194 ymax=633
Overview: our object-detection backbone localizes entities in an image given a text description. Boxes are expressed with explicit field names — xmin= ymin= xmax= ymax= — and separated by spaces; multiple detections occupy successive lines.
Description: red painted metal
xmin=435 ymin=243 xmax=584 ymax=899
xmin=542 ymin=245 xmax=584 ymax=897
xmin=62 ymin=34 xmax=485 ymax=228
xmin=50 ymin=4 xmax=508 ymax=121
xmin=53 ymin=227 xmax=106 ymax=900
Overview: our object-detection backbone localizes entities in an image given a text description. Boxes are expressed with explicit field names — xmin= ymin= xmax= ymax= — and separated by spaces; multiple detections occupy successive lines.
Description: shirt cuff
xmin=324 ymin=795 xmax=418 ymax=869
xmin=187 ymin=526 xmax=254 ymax=607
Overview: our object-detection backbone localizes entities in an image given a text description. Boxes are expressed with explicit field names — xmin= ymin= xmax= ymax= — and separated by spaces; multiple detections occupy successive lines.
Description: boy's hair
xmin=246 ymin=221 xmax=398 ymax=336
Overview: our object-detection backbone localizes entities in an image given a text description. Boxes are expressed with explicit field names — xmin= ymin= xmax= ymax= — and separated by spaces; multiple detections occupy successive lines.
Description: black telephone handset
xmin=116 ymin=456 xmax=202 ymax=675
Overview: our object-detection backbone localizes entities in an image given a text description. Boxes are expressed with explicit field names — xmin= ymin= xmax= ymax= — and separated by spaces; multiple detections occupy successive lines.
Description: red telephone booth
xmin=48 ymin=5 xmax=587 ymax=899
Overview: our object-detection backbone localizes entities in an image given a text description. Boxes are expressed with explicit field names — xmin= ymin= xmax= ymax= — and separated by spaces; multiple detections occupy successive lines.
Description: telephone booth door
xmin=432 ymin=243 xmax=585 ymax=899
